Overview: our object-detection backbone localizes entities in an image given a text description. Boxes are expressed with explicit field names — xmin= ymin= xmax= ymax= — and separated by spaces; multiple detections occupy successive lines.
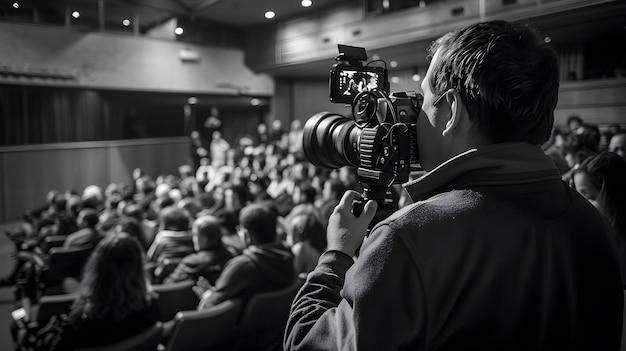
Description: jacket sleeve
xmin=284 ymin=224 xmax=427 ymax=351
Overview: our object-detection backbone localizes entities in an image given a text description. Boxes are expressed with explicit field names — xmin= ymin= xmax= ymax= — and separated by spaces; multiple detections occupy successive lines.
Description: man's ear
xmin=442 ymin=90 xmax=465 ymax=137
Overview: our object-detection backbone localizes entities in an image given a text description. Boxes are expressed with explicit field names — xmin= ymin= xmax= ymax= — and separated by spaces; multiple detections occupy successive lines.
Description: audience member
xmin=211 ymin=183 xmax=248 ymax=253
xmin=164 ymin=215 xmax=233 ymax=285
xmin=81 ymin=185 xmax=104 ymax=212
xmin=573 ymin=151 xmax=626 ymax=280
xmin=542 ymin=127 xmax=570 ymax=174
xmin=608 ymin=132 xmax=626 ymax=160
xmin=146 ymin=206 xmax=193 ymax=263
xmin=116 ymin=216 xmax=150 ymax=251
xmin=246 ymin=174 xmax=272 ymax=203
xmin=317 ymin=178 xmax=347 ymax=228
xmin=53 ymin=233 xmax=160 ymax=349
xmin=189 ymin=130 xmax=208 ymax=171
xmin=561 ymin=132 xmax=598 ymax=185
xmin=63 ymin=208 xmax=103 ymax=249
xmin=285 ymin=211 xmax=325 ymax=276
xmin=566 ymin=114 xmax=583 ymax=134
xmin=194 ymin=203 xmax=294 ymax=309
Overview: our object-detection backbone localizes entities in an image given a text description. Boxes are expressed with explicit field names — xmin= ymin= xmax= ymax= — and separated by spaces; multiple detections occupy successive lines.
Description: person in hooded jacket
xmin=194 ymin=202 xmax=295 ymax=309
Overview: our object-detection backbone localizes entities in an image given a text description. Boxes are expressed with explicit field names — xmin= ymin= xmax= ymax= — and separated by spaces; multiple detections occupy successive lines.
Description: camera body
xmin=302 ymin=44 xmax=421 ymax=202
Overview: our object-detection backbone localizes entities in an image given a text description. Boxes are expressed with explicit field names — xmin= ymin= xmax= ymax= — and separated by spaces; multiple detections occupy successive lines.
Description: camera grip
xmin=351 ymin=197 xmax=365 ymax=216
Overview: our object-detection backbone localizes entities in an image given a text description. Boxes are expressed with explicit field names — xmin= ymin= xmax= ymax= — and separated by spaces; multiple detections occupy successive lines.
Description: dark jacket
xmin=285 ymin=143 xmax=624 ymax=351
xmin=56 ymin=294 xmax=160 ymax=350
xmin=164 ymin=246 xmax=234 ymax=285
xmin=63 ymin=228 xmax=102 ymax=249
xmin=201 ymin=242 xmax=294 ymax=308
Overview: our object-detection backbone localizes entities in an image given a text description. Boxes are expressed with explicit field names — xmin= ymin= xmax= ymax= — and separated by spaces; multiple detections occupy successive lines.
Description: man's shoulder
xmin=381 ymin=189 xmax=483 ymax=227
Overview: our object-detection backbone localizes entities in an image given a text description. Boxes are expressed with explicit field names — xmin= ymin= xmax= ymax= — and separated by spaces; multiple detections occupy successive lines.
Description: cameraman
xmin=284 ymin=20 xmax=623 ymax=350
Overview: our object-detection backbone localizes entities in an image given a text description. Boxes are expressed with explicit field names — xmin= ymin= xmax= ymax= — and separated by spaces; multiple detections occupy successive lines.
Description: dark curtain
xmin=0 ymin=86 xmax=123 ymax=146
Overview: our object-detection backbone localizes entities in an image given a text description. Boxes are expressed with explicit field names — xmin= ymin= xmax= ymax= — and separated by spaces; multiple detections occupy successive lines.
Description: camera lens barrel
xmin=302 ymin=112 xmax=361 ymax=169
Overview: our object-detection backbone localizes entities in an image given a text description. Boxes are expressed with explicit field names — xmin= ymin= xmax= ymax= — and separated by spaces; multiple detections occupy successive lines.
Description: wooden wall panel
xmin=0 ymin=22 xmax=274 ymax=96
xmin=0 ymin=138 xmax=187 ymax=222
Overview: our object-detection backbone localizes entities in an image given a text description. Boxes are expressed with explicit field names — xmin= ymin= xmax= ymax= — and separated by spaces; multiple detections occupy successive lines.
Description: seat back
xmin=164 ymin=299 xmax=243 ymax=351
xmin=74 ymin=321 xmax=163 ymax=351
xmin=35 ymin=292 xmax=77 ymax=324
xmin=235 ymin=277 xmax=304 ymax=350
xmin=41 ymin=246 xmax=93 ymax=294
xmin=152 ymin=257 xmax=183 ymax=284
xmin=152 ymin=280 xmax=199 ymax=322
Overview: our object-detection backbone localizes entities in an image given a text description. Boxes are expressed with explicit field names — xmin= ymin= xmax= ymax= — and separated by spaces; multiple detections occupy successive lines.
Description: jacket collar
xmin=404 ymin=142 xmax=561 ymax=202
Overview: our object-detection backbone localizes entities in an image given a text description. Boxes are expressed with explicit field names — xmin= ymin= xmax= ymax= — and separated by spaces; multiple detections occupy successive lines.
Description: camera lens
xmin=302 ymin=112 xmax=361 ymax=169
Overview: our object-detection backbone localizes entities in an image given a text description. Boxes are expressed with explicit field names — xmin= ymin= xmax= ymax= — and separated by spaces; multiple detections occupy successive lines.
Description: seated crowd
xmin=2 ymin=116 xmax=625 ymax=350
xmin=2 ymin=124 xmax=354 ymax=350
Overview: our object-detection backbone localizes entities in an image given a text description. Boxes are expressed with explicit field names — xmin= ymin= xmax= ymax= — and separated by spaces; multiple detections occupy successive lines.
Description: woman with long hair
xmin=57 ymin=232 xmax=160 ymax=349
xmin=573 ymin=151 xmax=626 ymax=280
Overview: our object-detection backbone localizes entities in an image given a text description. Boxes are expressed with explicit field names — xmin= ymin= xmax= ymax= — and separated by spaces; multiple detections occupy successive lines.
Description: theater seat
xmin=32 ymin=292 xmax=77 ymax=325
xmin=234 ymin=277 xmax=305 ymax=351
xmin=74 ymin=321 xmax=163 ymax=351
xmin=163 ymin=299 xmax=243 ymax=351
xmin=152 ymin=280 xmax=199 ymax=322
xmin=41 ymin=246 xmax=93 ymax=294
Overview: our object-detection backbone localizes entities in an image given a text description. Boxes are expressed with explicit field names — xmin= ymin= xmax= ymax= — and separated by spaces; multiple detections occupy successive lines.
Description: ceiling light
xmin=175 ymin=27 xmax=184 ymax=35
xmin=12 ymin=2 xmax=19 ymax=9
xmin=250 ymin=98 xmax=260 ymax=106
xmin=412 ymin=73 xmax=421 ymax=82
xmin=544 ymin=36 xmax=552 ymax=43
xmin=72 ymin=11 xmax=80 ymax=19
xmin=391 ymin=76 xmax=400 ymax=84
xmin=389 ymin=60 xmax=398 ymax=68
xmin=301 ymin=0 xmax=312 ymax=7
xmin=187 ymin=97 xmax=198 ymax=105
xmin=265 ymin=11 xmax=275 ymax=19
xmin=122 ymin=19 xmax=131 ymax=27
xmin=382 ymin=0 xmax=390 ymax=10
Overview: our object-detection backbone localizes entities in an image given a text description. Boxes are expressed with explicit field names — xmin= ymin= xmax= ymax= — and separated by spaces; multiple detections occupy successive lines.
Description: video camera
xmin=302 ymin=44 xmax=422 ymax=205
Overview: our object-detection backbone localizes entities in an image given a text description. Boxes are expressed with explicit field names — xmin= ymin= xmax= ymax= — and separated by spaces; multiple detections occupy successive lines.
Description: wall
xmin=0 ymin=138 xmax=189 ymax=222
xmin=0 ymin=22 xmax=274 ymax=96
xmin=555 ymin=78 xmax=626 ymax=128
xmin=285 ymin=73 xmax=626 ymax=130
xmin=245 ymin=0 xmax=600 ymax=72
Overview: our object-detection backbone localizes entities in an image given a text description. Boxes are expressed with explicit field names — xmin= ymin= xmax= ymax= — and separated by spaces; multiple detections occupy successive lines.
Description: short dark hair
xmin=428 ymin=20 xmax=559 ymax=145
xmin=326 ymin=179 xmax=347 ymax=200
xmin=159 ymin=206 xmax=190 ymax=231
xmin=239 ymin=203 xmax=277 ymax=244
xmin=575 ymin=151 xmax=626 ymax=235
xmin=79 ymin=208 xmax=100 ymax=228
xmin=193 ymin=215 xmax=224 ymax=249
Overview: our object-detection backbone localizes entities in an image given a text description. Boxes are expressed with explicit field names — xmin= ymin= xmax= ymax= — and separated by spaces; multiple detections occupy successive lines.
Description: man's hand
xmin=192 ymin=276 xmax=213 ymax=299
xmin=326 ymin=190 xmax=378 ymax=256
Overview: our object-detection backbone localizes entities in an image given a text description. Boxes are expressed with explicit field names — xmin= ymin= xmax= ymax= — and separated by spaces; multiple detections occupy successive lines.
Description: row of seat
xmin=30 ymin=276 xmax=305 ymax=351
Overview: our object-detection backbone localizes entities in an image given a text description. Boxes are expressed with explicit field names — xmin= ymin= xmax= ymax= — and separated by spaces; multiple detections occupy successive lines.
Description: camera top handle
xmin=336 ymin=44 xmax=368 ymax=66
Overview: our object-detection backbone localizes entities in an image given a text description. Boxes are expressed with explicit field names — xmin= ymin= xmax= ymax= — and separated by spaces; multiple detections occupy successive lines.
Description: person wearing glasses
xmin=284 ymin=20 xmax=623 ymax=350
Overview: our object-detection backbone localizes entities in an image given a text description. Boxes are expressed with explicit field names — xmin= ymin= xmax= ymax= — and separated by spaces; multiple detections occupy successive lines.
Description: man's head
xmin=192 ymin=215 xmax=224 ymax=251
xmin=418 ymin=20 xmax=559 ymax=170
xmin=323 ymin=178 xmax=347 ymax=201
xmin=238 ymin=203 xmax=278 ymax=246
xmin=608 ymin=132 xmax=626 ymax=161
xmin=224 ymin=184 xmax=248 ymax=210
xmin=78 ymin=208 xmax=99 ymax=229
xmin=159 ymin=206 xmax=190 ymax=231
xmin=567 ymin=115 xmax=583 ymax=133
